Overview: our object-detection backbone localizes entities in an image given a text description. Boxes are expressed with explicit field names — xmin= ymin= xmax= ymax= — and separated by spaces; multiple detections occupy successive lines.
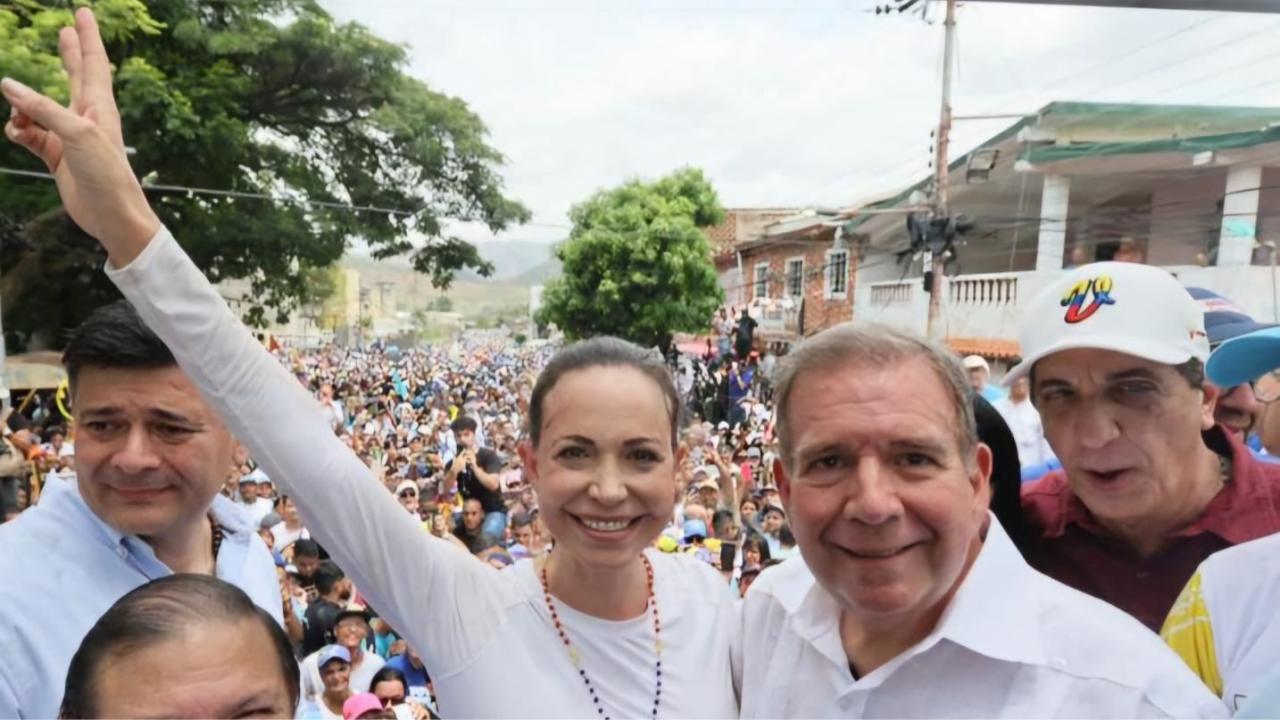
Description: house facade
xmin=703 ymin=208 xmax=803 ymax=310
xmin=841 ymin=101 xmax=1280 ymax=370
xmin=735 ymin=213 xmax=857 ymax=346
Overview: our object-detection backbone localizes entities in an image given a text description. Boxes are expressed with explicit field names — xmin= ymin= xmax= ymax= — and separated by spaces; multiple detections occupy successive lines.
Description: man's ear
xmin=1201 ymin=382 xmax=1221 ymax=432
xmin=971 ymin=442 xmax=993 ymax=519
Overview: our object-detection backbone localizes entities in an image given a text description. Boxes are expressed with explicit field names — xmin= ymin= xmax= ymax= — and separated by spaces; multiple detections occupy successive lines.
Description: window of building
xmin=825 ymin=250 xmax=849 ymax=298
xmin=753 ymin=263 xmax=769 ymax=299
xmin=786 ymin=258 xmax=804 ymax=298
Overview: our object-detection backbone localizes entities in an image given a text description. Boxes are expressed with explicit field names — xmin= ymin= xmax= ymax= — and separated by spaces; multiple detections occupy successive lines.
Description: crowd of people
xmin=12 ymin=8 xmax=1280 ymax=719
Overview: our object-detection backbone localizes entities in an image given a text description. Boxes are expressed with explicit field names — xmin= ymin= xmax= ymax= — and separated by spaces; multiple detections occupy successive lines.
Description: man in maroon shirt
xmin=1009 ymin=262 xmax=1280 ymax=631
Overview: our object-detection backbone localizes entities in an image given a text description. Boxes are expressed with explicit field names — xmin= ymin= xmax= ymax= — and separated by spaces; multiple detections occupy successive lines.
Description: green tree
xmin=0 ymin=0 xmax=528 ymax=348
xmin=427 ymin=295 xmax=454 ymax=312
xmin=300 ymin=263 xmax=338 ymax=308
xmin=536 ymin=167 xmax=724 ymax=352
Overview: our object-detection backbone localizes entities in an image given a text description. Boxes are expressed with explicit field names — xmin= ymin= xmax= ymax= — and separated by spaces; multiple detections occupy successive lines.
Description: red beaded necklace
xmin=539 ymin=554 xmax=663 ymax=720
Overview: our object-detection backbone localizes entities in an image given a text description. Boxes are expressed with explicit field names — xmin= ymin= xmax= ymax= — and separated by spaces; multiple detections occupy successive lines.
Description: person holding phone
xmin=443 ymin=417 xmax=505 ymax=539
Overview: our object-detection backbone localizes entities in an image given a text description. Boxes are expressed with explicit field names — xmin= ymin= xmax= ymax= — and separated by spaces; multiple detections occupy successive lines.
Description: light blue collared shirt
xmin=0 ymin=477 xmax=282 ymax=718
xmin=980 ymin=383 xmax=1007 ymax=403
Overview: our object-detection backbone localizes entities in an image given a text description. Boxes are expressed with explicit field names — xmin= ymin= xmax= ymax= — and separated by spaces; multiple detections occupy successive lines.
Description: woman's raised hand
xmin=2 ymin=7 xmax=160 ymax=265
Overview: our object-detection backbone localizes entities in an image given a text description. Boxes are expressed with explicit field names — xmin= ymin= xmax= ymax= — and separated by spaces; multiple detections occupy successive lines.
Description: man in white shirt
xmin=991 ymin=375 xmax=1055 ymax=470
xmin=301 ymin=604 xmax=385 ymax=706
xmin=237 ymin=469 xmax=276 ymax=529
xmin=735 ymin=321 xmax=1225 ymax=718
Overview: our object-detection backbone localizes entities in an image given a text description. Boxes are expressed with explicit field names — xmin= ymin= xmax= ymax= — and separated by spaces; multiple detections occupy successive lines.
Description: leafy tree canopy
xmin=0 ymin=0 xmax=528 ymax=347
xmin=536 ymin=167 xmax=724 ymax=352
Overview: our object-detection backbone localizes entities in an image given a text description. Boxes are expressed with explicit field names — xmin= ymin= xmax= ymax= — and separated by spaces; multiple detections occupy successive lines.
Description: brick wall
xmin=741 ymin=231 xmax=855 ymax=337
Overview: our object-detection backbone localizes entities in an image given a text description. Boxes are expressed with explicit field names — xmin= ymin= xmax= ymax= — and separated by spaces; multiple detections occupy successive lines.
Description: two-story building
xmin=733 ymin=211 xmax=859 ymax=347
xmin=704 ymin=207 xmax=803 ymax=309
xmin=843 ymin=100 xmax=1280 ymax=370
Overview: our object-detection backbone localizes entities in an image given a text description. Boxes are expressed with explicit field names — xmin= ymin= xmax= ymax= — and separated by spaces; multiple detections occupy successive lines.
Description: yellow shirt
xmin=1162 ymin=570 xmax=1223 ymax=696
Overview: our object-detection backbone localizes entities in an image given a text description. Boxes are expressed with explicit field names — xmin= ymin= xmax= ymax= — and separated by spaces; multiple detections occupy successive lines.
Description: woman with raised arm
xmin=1 ymin=11 xmax=737 ymax=718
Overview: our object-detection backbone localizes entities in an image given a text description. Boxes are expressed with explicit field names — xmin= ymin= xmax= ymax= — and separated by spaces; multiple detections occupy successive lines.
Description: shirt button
xmin=116 ymin=545 xmax=128 ymax=559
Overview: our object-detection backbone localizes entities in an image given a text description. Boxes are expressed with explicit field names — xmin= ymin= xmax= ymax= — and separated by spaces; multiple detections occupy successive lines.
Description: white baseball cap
xmin=1005 ymin=261 xmax=1209 ymax=385
xmin=961 ymin=355 xmax=990 ymax=372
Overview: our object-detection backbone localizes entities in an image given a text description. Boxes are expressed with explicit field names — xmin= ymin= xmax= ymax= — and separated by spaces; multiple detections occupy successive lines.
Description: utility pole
xmin=925 ymin=0 xmax=958 ymax=341
xmin=358 ymin=286 xmax=371 ymax=348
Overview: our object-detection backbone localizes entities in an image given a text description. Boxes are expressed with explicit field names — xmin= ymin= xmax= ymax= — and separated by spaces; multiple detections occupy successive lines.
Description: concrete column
xmin=1036 ymin=174 xmax=1070 ymax=271
xmin=1218 ymin=165 xmax=1262 ymax=267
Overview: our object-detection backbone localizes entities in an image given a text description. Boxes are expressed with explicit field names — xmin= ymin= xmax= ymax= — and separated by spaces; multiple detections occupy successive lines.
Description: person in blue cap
xmin=1189 ymin=289 xmax=1278 ymax=452
xmin=1205 ymin=313 xmax=1280 ymax=457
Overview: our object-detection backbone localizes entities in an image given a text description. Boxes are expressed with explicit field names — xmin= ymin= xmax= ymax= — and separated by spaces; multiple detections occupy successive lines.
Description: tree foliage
xmin=536 ymin=168 xmax=724 ymax=351
xmin=0 ymin=0 xmax=528 ymax=348
xmin=426 ymin=295 xmax=454 ymax=312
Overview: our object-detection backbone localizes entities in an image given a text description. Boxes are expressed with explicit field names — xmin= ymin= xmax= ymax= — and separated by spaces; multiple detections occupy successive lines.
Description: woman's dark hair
xmin=972 ymin=394 xmax=1033 ymax=556
xmin=528 ymin=337 xmax=681 ymax=449
xmin=314 ymin=560 xmax=346 ymax=596
xmin=450 ymin=416 xmax=478 ymax=434
xmin=294 ymin=538 xmax=321 ymax=559
xmin=369 ymin=666 xmax=409 ymax=694
xmin=61 ymin=300 xmax=177 ymax=393
xmin=60 ymin=574 xmax=299 ymax=719
xmin=778 ymin=523 xmax=796 ymax=549
xmin=742 ymin=532 xmax=772 ymax=565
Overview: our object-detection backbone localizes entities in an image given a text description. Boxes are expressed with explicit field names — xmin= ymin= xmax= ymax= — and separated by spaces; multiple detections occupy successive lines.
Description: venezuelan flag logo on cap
xmin=1060 ymin=275 xmax=1116 ymax=324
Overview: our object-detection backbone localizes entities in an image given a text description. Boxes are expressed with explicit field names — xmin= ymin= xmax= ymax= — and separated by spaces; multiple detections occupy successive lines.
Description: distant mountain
xmin=513 ymin=256 xmax=563 ymax=286
xmin=345 ymin=239 xmax=558 ymax=284
xmin=469 ymin=240 xmax=557 ymax=281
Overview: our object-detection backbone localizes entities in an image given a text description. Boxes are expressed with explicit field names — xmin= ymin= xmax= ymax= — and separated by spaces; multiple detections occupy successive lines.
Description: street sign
xmin=962 ymin=0 xmax=1280 ymax=12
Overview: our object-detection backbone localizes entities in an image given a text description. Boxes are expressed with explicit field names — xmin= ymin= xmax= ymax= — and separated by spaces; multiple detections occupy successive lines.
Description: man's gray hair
xmin=773 ymin=321 xmax=978 ymax=472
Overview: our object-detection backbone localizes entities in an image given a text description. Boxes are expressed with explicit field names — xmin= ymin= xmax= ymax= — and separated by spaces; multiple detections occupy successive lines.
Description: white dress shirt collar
xmin=771 ymin=514 xmax=1046 ymax=685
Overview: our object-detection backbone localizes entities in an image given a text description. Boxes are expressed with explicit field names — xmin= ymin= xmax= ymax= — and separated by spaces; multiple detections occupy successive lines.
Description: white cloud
xmin=320 ymin=0 xmax=1275 ymax=245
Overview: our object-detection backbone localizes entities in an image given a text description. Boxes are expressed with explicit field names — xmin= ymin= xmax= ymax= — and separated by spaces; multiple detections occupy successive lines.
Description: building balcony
xmin=855 ymin=264 xmax=1280 ymax=357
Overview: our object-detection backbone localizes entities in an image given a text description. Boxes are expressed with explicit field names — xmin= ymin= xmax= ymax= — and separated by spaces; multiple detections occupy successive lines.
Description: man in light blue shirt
xmin=0 ymin=301 xmax=281 ymax=719
xmin=962 ymin=354 xmax=1007 ymax=403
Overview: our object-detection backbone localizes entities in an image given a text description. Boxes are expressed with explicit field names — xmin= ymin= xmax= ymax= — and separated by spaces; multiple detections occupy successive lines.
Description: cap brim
xmin=1005 ymin=334 xmax=1199 ymax=386
xmin=1208 ymin=326 xmax=1280 ymax=387
xmin=1209 ymin=320 xmax=1278 ymax=348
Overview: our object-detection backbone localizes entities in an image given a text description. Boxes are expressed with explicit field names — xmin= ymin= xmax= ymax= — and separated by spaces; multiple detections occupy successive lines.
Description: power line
xmin=1010 ymin=13 xmax=1227 ymax=102
xmin=0 ymin=165 xmax=577 ymax=232
xmin=840 ymin=13 xmax=1280 ymax=219
xmin=1079 ymin=17 xmax=1280 ymax=101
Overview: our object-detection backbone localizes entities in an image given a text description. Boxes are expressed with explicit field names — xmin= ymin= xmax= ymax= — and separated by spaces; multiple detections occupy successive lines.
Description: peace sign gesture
xmin=2 ymin=8 xmax=160 ymax=266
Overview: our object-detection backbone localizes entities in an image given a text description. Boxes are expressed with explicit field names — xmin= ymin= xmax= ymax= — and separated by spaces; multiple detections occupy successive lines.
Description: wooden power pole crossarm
xmin=926 ymin=0 xmax=957 ymax=341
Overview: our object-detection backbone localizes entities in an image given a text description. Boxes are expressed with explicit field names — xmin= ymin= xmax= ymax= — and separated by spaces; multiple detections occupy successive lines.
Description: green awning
xmin=1024 ymin=125 xmax=1280 ymax=165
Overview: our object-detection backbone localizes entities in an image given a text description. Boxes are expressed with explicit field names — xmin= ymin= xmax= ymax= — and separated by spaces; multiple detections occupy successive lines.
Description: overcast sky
xmin=318 ymin=0 xmax=1280 ymax=245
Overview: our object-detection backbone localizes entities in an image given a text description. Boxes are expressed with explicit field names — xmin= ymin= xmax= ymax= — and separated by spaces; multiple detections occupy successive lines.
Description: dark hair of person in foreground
xmin=60 ymin=574 xmax=299 ymax=719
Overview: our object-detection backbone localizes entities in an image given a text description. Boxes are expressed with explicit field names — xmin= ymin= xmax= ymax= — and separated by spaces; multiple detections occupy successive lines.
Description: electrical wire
xmin=0 ymin=165 xmax=577 ymax=231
